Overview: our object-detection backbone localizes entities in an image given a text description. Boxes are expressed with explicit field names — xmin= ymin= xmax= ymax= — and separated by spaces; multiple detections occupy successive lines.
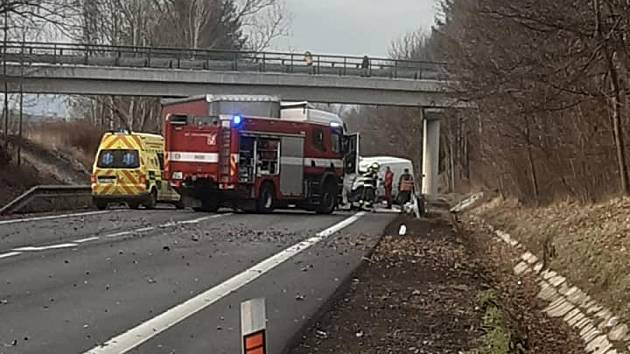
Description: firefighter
xmin=384 ymin=166 xmax=394 ymax=209
xmin=397 ymin=168 xmax=414 ymax=208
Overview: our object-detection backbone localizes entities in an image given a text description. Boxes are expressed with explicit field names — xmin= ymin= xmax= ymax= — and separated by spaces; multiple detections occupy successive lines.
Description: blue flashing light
xmin=233 ymin=115 xmax=243 ymax=127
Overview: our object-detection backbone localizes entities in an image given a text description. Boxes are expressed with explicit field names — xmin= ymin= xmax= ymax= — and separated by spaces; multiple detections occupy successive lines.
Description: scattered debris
xmin=315 ymin=330 xmax=328 ymax=339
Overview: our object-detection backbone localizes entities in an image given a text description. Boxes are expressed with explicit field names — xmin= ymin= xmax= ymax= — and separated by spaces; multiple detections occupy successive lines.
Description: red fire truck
xmin=161 ymin=96 xmax=359 ymax=213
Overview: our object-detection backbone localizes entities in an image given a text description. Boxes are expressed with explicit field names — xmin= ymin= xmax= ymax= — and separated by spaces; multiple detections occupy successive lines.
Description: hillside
xmin=474 ymin=197 xmax=630 ymax=324
xmin=0 ymin=136 xmax=92 ymax=207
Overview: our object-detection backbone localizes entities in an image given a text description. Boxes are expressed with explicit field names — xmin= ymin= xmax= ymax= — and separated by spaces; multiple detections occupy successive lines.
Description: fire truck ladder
xmin=219 ymin=128 xmax=232 ymax=184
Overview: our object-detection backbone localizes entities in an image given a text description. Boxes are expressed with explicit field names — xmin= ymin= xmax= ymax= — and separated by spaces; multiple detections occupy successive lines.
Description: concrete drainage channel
xmin=511 ymin=243 xmax=629 ymax=354
xmin=453 ymin=194 xmax=629 ymax=354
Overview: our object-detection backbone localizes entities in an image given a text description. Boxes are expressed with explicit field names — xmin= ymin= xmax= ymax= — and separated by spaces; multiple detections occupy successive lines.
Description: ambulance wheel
xmin=256 ymin=183 xmax=275 ymax=213
xmin=94 ymin=200 xmax=108 ymax=210
xmin=317 ymin=181 xmax=337 ymax=214
xmin=144 ymin=189 xmax=157 ymax=209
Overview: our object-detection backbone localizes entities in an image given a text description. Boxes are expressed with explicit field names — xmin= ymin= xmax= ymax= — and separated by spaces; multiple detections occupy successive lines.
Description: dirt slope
xmin=293 ymin=213 xmax=583 ymax=354
xmin=0 ymin=137 xmax=91 ymax=206
xmin=474 ymin=197 xmax=630 ymax=324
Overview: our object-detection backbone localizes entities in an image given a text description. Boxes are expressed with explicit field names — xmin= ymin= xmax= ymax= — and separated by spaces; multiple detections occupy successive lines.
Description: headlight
xmin=172 ymin=172 xmax=183 ymax=180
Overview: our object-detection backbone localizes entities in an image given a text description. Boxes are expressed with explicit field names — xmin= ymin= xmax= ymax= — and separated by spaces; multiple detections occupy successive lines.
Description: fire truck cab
xmin=162 ymin=95 xmax=359 ymax=214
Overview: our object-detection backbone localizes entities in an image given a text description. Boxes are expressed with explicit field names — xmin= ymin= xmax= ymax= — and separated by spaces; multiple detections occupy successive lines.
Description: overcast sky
xmin=271 ymin=0 xmax=438 ymax=57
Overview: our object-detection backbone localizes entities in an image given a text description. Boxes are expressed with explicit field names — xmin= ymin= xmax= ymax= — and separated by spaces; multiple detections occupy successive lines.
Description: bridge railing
xmin=1 ymin=41 xmax=449 ymax=80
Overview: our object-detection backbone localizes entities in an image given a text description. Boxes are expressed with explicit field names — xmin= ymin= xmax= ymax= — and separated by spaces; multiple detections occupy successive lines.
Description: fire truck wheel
xmin=317 ymin=181 xmax=337 ymax=214
xmin=256 ymin=183 xmax=275 ymax=213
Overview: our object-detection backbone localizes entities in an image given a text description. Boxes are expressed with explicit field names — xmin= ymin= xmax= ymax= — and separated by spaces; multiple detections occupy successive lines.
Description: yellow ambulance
xmin=91 ymin=131 xmax=183 ymax=210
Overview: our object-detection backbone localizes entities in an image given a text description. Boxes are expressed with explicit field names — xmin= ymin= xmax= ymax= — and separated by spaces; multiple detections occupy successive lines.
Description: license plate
xmin=98 ymin=177 xmax=115 ymax=184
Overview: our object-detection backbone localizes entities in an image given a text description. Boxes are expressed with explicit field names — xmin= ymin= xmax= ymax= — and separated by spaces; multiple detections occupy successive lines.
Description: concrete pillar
xmin=422 ymin=114 xmax=441 ymax=198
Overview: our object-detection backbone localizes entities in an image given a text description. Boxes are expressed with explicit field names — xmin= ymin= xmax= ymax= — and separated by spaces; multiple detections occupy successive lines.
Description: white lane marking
xmin=74 ymin=237 xmax=101 ymax=243
xmin=0 ymin=211 xmax=110 ymax=226
xmin=0 ymin=251 xmax=22 ymax=259
xmin=85 ymin=212 xmax=365 ymax=354
xmin=105 ymin=214 xmax=224 ymax=239
xmin=178 ymin=215 xmax=216 ymax=225
xmin=4 ymin=214 xmax=227 ymax=256
xmin=135 ymin=227 xmax=154 ymax=233
xmin=13 ymin=243 xmax=78 ymax=252
xmin=106 ymin=231 xmax=132 ymax=238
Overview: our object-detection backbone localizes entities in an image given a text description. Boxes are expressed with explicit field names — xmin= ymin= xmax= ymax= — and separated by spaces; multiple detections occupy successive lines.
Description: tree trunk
xmin=525 ymin=118 xmax=540 ymax=201
xmin=595 ymin=0 xmax=630 ymax=195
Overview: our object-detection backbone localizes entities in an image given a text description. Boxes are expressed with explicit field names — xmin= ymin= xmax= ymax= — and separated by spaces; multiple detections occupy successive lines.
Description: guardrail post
xmin=290 ymin=53 xmax=294 ymax=73
xmin=84 ymin=44 xmax=89 ymax=65
xmin=177 ymin=53 xmax=181 ymax=69
xmin=343 ymin=57 xmax=347 ymax=76
xmin=262 ymin=52 xmax=266 ymax=72
xmin=233 ymin=52 xmax=238 ymax=71
xmin=53 ymin=43 xmax=58 ymax=64
xmin=146 ymin=47 xmax=151 ymax=67
xmin=394 ymin=61 xmax=398 ymax=79
xmin=317 ymin=55 xmax=320 ymax=74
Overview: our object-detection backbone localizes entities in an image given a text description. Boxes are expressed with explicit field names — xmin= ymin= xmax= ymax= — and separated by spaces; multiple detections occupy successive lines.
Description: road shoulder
xmin=292 ymin=212 xmax=585 ymax=353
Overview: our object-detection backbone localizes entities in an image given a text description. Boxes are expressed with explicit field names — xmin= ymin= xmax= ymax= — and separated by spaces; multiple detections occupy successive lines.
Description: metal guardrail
xmin=0 ymin=185 xmax=91 ymax=216
xmin=1 ymin=41 xmax=449 ymax=80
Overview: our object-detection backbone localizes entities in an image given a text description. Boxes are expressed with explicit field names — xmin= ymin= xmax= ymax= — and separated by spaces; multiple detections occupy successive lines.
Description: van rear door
xmin=95 ymin=149 xmax=144 ymax=195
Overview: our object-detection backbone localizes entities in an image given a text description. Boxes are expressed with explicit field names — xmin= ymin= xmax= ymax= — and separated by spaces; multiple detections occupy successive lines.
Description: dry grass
xmin=474 ymin=197 xmax=630 ymax=322
xmin=27 ymin=121 xmax=102 ymax=168
xmin=0 ymin=162 xmax=55 ymax=206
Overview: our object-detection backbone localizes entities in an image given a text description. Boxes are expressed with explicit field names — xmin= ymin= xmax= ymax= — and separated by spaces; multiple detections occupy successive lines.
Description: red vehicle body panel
xmin=161 ymin=98 xmax=345 ymax=211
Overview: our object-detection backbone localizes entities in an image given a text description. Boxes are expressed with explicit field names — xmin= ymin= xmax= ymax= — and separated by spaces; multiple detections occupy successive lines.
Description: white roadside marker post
xmin=241 ymin=298 xmax=267 ymax=354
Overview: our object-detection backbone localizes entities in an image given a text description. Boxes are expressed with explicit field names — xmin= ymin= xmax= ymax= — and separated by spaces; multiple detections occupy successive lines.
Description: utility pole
xmin=3 ymin=0 xmax=9 ymax=152
xmin=17 ymin=29 xmax=23 ymax=166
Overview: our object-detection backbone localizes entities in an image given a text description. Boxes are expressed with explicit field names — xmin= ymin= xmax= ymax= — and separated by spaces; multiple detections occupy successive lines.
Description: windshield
xmin=97 ymin=149 xmax=140 ymax=169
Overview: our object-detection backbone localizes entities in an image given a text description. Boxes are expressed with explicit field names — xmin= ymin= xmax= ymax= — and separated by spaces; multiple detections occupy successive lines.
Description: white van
xmin=359 ymin=156 xmax=415 ymax=201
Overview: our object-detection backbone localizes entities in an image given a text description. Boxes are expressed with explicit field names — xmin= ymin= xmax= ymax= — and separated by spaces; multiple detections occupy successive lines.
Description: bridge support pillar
xmin=422 ymin=113 xmax=440 ymax=198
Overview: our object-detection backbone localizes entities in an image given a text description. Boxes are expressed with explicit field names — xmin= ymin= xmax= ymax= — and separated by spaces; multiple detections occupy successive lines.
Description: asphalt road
xmin=0 ymin=207 xmax=396 ymax=354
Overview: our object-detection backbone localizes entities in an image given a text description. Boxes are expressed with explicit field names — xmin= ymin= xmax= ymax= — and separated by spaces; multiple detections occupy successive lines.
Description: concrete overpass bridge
xmin=1 ymin=41 xmax=462 ymax=196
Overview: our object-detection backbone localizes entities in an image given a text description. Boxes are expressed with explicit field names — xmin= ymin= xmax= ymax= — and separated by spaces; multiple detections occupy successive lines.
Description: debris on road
xmin=294 ymin=213 xmax=585 ymax=354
